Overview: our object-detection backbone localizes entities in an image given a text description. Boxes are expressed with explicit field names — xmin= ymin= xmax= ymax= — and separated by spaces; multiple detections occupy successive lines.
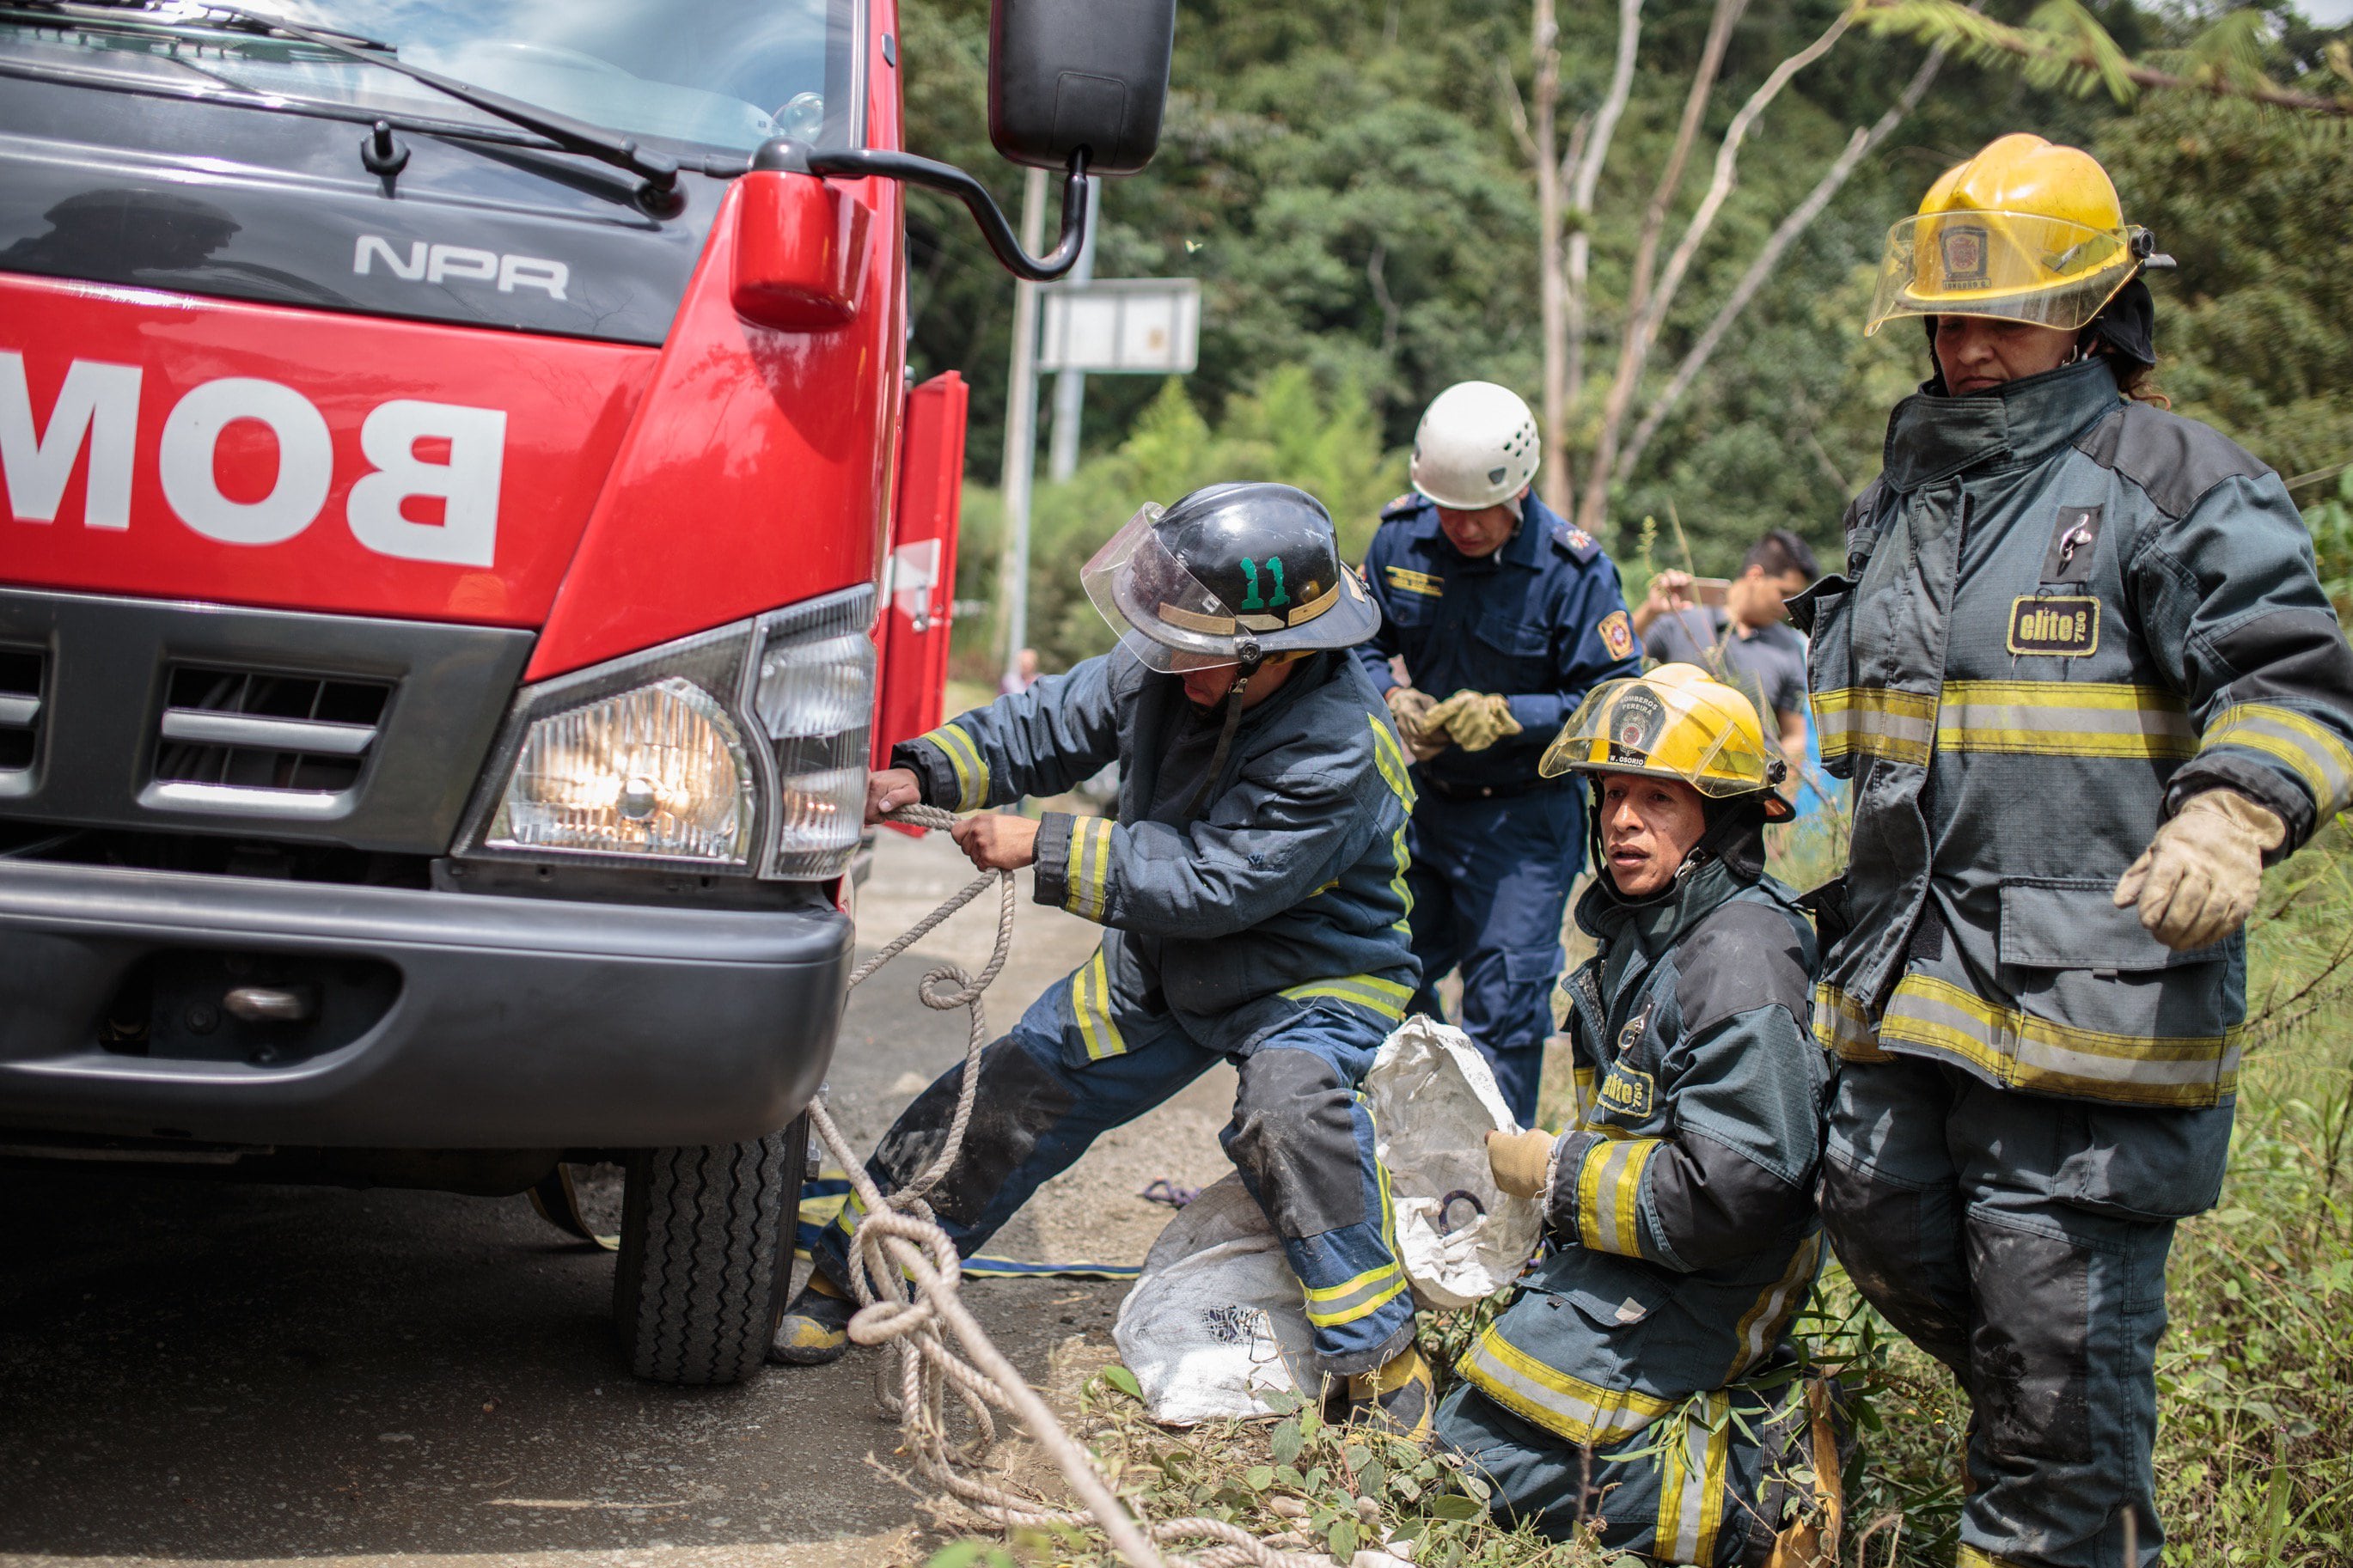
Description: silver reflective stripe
xmin=1881 ymin=976 xmax=2237 ymax=1103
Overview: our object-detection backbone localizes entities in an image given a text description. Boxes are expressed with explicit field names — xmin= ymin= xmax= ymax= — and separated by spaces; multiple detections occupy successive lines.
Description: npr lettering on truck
xmin=0 ymin=0 xmax=1175 ymax=1386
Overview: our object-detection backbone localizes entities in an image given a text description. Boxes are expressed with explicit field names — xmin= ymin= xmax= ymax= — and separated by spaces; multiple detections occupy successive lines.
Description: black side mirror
xmin=987 ymin=0 xmax=1176 ymax=177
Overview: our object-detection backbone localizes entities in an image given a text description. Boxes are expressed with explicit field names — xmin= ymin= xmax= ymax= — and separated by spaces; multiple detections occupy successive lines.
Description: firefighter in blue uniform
xmin=1356 ymin=381 xmax=1642 ymax=1124
xmin=773 ymin=482 xmax=1437 ymax=1433
xmin=1437 ymin=664 xmax=1843 ymax=1565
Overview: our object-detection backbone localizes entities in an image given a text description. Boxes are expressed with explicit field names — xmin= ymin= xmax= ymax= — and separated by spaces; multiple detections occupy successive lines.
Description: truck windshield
xmin=0 ymin=0 xmax=864 ymax=154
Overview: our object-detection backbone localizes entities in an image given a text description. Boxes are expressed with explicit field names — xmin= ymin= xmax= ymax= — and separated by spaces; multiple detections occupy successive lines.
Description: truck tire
xmin=612 ymin=1114 xmax=806 ymax=1385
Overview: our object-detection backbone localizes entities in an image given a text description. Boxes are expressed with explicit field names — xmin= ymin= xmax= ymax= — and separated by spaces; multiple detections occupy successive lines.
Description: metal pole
xmin=1047 ymin=180 xmax=1097 ymax=483
xmin=996 ymin=168 xmax=1049 ymax=685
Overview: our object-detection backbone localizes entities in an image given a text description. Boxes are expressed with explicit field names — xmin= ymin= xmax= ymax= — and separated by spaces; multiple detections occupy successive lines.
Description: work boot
xmin=1345 ymin=1345 xmax=1434 ymax=1443
xmin=769 ymin=1270 xmax=857 ymax=1366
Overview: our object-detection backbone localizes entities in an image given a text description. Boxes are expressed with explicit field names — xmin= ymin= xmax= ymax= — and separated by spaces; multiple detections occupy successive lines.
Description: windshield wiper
xmin=9 ymin=0 xmax=681 ymax=204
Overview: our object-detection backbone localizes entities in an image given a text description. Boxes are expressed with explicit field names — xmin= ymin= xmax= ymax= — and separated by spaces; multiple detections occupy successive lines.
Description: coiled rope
xmin=810 ymin=802 xmax=1337 ymax=1568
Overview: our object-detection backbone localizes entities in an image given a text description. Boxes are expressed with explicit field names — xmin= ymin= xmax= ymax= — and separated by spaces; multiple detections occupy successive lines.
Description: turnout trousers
xmin=810 ymin=962 xmax=1417 ymax=1377
xmin=1822 ymin=1057 xmax=2233 ymax=1568
xmin=1437 ymin=1373 xmax=1816 ymax=1565
xmin=1403 ymin=785 xmax=1583 ymax=1125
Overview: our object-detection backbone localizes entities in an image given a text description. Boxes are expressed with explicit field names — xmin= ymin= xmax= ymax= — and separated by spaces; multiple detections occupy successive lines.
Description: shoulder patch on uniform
xmin=1597 ymin=609 xmax=1635 ymax=659
xmin=1549 ymin=521 xmax=1603 ymax=562
xmin=1380 ymin=491 xmax=1425 ymax=521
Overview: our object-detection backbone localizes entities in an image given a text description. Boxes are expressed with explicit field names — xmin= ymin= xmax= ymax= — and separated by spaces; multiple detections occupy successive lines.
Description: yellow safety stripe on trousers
xmin=921 ymin=723 xmax=989 ymax=810
xmin=1812 ymin=982 xmax=1892 ymax=1063
xmin=1302 ymin=1258 xmax=1409 ymax=1328
xmin=1573 ymin=1136 xmax=1661 ymax=1259
xmin=1880 ymin=973 xmax=2240 ymax=1107
xmin=2201 ymin=702 xmax=2353 ymax=818
xmin=1723 ymin=1233 xmax=1821 ymax=1384
xmin=1457 ymin=1323 xmax=1677 ymax=1447
xmin=1062 ymin=815 xmax=1116 ymax=921
xmin=1280 ymin=972 xmax=1415 ymax=1022
xmin=1655 ymin=1392 xmax=1733 ymax=1567
xmin=1069 ymin=948 xmax=1129 ymax=1061
xmin=1936 ymin=680 xmax=2195 ymax=759
xmin=1811 ymin=686 xmax=1937 ymax=767
xmin=1956 ymin=1547 xmax=2034 ymax=1568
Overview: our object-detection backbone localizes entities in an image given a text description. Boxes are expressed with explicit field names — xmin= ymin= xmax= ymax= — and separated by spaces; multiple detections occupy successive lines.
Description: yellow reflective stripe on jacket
xmin=1812 ymin=982 xmax=1891 ymax=1062
xmin=1302 ymin=1259 xmax=1408 ymax=1328
xmin=1281 ymin=973 xmax=1414 ymax=1021
xmin=1958 ymin=1547 xmax=2034 ymax=1568
xmin=922 ymin=722 xmax=989 ymax=810
xmin=1062 ymin=815 xmax=1115 ymax=921
xmin=1724 ymin=1234 xmax=1820 ymax=1384
xmin=1368 ymin=713 xmax=1418 ymax=808
xmin=1070 ymin=947 xmax=1128 ymax=1061
xmin=1881 ymin=973 xmax=2240 ymax=1107
xmin=2202 ymin=702 xmax=2353 ymax=817
xmin=1812 ymin=686 xmax=1936 ymax=766
xmin=1457 ymin=1324 xmax=1676 ymax=1447
xmin=1572 ymin=1136 xmax=1660 ymax=1258
xmin=1569 ymin=1065 xmax=1597 ymax=1123
xmin=1655 ymin=1392 xmax=1733 ymax=1566
xmin=1937 ymin=680 xmax=2195 ymax=759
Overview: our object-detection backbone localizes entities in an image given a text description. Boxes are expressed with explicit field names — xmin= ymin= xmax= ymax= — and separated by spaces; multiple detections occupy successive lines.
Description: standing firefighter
xmin=1357 ymin=381 xmax=1643 ymax=1124
xmin=1436 ymin=665 xmax=1841 ymax=1565
xmin=1799 ymin=133 xmax=2353 ymax=1567
xmin=774 ymin=483 xmax=1438 ymax=1431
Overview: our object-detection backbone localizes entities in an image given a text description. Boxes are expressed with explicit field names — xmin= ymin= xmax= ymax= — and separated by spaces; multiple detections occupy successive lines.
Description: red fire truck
xmin=0 ymin=0 xmax=1170 ymax=1383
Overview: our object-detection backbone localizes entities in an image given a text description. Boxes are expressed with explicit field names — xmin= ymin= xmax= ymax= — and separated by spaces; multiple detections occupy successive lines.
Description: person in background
xmin=999 ymin=645 xmax=1041 ymax=697
xmin=1798 ymin=132 xmax=2353 ymax=1568
xmin=1355 ymin=381 xmax=1642 ymax=1126
xmin=1438 ymin=665 xmax=1840 ymax=1565
xmin=1633 ymin=529 xmax=1819 ymax=765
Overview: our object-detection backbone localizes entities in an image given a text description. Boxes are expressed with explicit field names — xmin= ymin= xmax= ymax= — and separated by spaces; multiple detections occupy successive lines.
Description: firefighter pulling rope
xmin=816 ymin=802 xmax=1333 ymax=1568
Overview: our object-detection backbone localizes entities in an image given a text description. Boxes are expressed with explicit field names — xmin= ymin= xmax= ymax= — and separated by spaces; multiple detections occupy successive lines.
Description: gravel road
xmin=0 ymin=826 xmax=1240 ymax=1568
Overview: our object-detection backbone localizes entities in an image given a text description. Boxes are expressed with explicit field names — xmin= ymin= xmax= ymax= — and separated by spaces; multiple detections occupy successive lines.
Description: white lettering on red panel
xmin=0 ymin=351 xmax=507 ymax=566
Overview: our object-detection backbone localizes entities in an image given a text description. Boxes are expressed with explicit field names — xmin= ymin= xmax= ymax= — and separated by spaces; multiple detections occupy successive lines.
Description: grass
xmin=912 ymin=810 xmax=2353 ymax=1568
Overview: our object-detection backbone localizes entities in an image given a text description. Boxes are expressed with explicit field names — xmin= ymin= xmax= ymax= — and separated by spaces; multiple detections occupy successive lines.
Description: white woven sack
xmin=1363 ymin=1015 xmax=1543 ymax=1309
xmin=1113 ymin=1174 xmax=1317 ymax=1425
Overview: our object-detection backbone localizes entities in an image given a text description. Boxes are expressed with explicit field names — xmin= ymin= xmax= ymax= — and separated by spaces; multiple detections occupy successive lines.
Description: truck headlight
xmin=455 ymin=585 xmax=876 ymax=880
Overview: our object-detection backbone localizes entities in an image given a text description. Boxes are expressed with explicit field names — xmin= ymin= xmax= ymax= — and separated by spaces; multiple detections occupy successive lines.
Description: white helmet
xmin=1409 ymin=381 xmax=1540 ymax=510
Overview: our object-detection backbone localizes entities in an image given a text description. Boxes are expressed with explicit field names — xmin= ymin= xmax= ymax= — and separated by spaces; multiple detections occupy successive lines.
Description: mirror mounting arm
xmin=797 ymin=145 xmax=1092 ymax=282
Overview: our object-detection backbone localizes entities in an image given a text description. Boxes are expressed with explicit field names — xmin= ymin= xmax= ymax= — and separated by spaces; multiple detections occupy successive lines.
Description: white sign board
xmin=1038 ymin=278 xmax=1201 ymax=375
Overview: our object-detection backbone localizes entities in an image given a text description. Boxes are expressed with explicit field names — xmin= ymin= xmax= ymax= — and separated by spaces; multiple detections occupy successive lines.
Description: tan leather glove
xmin=1486 ymin=1127 xmax=1556 ymax=1200
xmin=2112 ymin=789 xmax=2285 ymax=951
xmin=1425 ymin=691 xmax=1524 ymax=753
xmin=1384 ymin=686 xmax=1448 ymax=763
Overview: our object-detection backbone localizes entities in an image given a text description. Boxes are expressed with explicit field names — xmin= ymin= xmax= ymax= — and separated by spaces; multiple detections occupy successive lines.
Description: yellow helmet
xmin=1866 ymin=133 xmax=2149 ymax=337
xmin=1541 ymin=663 xmax=1794 ymax=821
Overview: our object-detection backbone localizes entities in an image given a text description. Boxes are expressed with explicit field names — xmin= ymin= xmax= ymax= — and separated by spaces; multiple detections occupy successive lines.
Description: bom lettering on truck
xmin=0 ymin=350 xmax=506 ymax=567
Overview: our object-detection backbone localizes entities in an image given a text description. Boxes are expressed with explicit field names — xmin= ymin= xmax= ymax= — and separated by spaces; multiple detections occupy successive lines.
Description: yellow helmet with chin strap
xmin=1866 ymin=133 xmax=2156 ymax=338
xmin=1541 ymin=663 xmax=1794 ymax=821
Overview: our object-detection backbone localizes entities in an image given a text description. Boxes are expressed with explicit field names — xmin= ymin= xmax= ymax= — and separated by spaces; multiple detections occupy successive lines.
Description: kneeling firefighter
xmin=1800 ymin=133 xmax=2353 ymax=1568
xmin=776 ymin=483 xmax=1437 ymax=1431
xmin=1437 ymin=665 xmax=1842 ymax=1566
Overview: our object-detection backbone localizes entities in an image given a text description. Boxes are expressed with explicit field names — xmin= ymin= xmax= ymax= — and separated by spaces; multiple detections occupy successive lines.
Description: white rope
xmin=811 ymin=803 xmax=1334 ymax=1568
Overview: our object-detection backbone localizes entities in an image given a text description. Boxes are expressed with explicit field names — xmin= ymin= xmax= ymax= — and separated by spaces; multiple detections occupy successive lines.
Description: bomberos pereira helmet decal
xmin=1865 ymin=133 xmax=2155 ymax=339
xmin=1542 ymin=662 xmax=1794 ymax=821
xmin=1082 ymin=482 xmax=1382 ymax=674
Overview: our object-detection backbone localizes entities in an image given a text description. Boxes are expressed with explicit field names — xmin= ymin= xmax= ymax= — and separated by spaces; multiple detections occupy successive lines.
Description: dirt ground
xmin=0 ymin=825 xmax=1238 ymax=1568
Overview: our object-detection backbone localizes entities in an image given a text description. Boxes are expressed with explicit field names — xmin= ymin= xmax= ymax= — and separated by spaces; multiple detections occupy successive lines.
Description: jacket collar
xmin=1577 ymin=853 xmax=1748 ymax=961
xmin=1881 ymin=357 xmax=2121 ymax=492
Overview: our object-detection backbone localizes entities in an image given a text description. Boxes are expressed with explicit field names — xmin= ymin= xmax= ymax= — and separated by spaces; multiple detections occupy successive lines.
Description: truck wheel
xmin=612 ymin=1114 xmax=807 ymax=1385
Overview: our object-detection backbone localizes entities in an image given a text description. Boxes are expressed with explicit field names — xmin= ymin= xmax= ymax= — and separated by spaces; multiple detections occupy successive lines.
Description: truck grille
xmin=151 ymin=665 xmax=393 ymax=807
xmin=0 ymin=646 xmax=42 ymax=773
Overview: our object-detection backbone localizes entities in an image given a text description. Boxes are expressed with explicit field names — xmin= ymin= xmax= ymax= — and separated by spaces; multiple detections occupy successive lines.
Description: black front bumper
xmin=0 ymin=860 xmax=853 ymax=1149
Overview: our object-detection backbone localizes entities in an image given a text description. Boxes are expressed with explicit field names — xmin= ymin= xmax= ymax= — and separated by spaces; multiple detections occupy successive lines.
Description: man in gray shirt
xmin=1631 ymin=528 xmax=1818 ymax=762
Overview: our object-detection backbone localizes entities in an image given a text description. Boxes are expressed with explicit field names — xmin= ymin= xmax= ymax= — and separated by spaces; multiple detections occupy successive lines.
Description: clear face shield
xmin=1081 ymin=504 xmax=1250 ymax=674
xmin=1540 ymin=675 xmax=1778 ymax=797
xmin=1866 ymin=210 xmax=2143 ymax=337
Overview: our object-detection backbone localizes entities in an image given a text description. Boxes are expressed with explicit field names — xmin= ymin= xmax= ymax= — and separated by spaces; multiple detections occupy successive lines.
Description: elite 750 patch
xmin=2008 ymin=595 xmax=2100 ymax=657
